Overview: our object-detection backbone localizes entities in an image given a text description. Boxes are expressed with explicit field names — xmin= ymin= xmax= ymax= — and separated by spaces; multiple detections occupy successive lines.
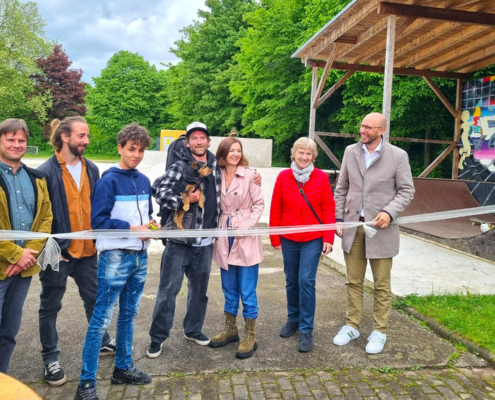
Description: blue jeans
xmin=280 ymin=237 xmax=322 ymax=333
xmin=79 ymin=249 xmax=147 ymax=386
xmin=149 ymin=241 xmax=212 ymax=343
xmin=221 ymin=265 xmax=259 ymax=319
xmin=0 ymin=275 xmax=32 ymax=373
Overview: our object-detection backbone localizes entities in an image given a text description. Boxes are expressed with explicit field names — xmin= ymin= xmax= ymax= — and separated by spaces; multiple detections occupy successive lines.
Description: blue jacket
xmin=91 ymin=164 xmax=153 ymax=251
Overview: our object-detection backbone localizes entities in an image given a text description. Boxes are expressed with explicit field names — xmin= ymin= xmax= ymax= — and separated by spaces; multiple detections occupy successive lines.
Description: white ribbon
xmin=2 ymin=204 xmax=494 ymax=272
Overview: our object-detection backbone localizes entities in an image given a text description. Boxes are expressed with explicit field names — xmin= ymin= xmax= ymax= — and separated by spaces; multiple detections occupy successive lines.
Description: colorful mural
xmin=458 ymin=76 xmax=495 ymax=182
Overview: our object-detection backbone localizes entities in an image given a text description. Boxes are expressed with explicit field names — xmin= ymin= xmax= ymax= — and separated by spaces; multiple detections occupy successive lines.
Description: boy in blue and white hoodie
xmin=76 ymin=123 xmax=159 ymax=400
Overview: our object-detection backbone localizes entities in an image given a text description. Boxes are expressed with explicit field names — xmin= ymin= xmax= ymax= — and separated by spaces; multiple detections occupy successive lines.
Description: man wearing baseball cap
xmin=147 ymin=122 xmax=261 ymax=358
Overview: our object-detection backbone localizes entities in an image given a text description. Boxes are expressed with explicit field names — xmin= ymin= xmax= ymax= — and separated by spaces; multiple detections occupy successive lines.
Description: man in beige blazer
xmin=332 ymin=112 xmax=414 ymax=354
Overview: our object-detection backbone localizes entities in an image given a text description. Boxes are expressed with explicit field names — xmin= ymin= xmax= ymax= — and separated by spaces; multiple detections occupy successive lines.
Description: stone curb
xmin=403 ymin=306 xmax=495 ymax=368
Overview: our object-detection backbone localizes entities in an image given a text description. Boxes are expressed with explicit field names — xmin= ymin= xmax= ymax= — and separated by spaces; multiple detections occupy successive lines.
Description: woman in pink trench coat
xmin=210 ymin=138 xmax=264 ymax=360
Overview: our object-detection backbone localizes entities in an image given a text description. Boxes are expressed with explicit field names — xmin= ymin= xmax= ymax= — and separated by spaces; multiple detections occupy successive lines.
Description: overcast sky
xmin=32 ymin=0 xmax=208 ymax=84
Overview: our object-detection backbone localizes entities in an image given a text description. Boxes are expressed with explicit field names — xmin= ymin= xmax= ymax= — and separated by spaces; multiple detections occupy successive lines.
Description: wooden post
xmin=382 ymin=15 xmax=396 ymax=141
xmin=452 ymin=78 xmax=463 ymax=179
xmin=309 ymin=67 xmax=318 ymax=139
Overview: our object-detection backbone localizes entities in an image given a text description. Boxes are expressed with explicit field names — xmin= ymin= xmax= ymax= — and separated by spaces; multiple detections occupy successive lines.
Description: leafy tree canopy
xmin=86 ymin=50 xmax=169 ymax=146
xmin=165 ymin=0 xmax=258 ymax=134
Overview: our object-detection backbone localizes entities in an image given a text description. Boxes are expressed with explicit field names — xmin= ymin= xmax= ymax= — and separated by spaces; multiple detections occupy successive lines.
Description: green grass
xmin=394 ymin=293 xmax=495 ymax=353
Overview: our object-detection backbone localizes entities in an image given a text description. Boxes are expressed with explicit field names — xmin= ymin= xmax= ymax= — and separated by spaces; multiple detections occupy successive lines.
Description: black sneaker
xmin=111 ymin=366 xmax=152 ymax=385
xmin=279 ymin=321 xmax=299 ymax=338
xmin=75 ymin=381 xmax=99 ymax=400
xmin=298 ymin=332 xmax=313 ymax=353
xmin=146 ymin=341 xmax=163 ymax=359
xmin=184 ymin=332 xmax=210 ymax=345
xmin=44 ymin=361 xmax=67 ymax=386
xmin=99 ymin=338 xmax=116 ymax=356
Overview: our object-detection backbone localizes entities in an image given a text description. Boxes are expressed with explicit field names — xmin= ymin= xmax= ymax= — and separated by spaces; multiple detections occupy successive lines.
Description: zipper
xmin=131 ymin=170 xmax=144 ymax=250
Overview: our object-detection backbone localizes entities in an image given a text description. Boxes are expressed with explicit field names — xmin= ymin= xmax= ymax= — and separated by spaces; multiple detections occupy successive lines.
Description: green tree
xmin=0 ymin=0 xmax=53 ymax=126
xmin=166 ymin=0 xmax=258 ymax=134
xmin=86 ymin=51 xmax=169 ymax=152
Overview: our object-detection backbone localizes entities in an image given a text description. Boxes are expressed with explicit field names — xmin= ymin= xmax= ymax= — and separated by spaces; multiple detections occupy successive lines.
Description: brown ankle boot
xmin=209 ymin=312 xmax=239 ymax=348
xmin=236 ymin=318 xmax=257 ymax=359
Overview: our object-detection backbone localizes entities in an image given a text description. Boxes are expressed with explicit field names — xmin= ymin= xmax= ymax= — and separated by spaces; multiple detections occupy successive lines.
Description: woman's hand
xmin=322 ymin=242 xmax=332 ymax=256
xmin=273 ymin=245 xmax=282 ymax=251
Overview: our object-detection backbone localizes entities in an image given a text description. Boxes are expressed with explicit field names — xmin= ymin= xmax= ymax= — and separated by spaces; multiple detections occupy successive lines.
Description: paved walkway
xmin=28 ymin=367 xmax=495 ymax=399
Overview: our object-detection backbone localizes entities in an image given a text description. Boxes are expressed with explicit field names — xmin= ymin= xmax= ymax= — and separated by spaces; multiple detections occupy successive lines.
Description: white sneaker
xmin=366 ymin=331 xmax=387 ymax=354
xmin=333 ymin=325 xmax=360 ymax=346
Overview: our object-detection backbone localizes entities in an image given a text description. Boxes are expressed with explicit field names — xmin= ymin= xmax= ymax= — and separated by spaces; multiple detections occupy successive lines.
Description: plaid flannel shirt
xmin=154 ymin=153 xmax=221 ymax=246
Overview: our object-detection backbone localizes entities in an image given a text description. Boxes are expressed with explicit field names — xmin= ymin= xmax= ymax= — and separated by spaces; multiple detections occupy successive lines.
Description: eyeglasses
xmin=359 ymin=124 xmax=383 ymax=131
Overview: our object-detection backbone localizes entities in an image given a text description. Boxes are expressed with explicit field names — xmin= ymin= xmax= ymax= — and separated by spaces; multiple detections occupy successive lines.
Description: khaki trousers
xmin=344 ymin=226 xmax=392 ymax=333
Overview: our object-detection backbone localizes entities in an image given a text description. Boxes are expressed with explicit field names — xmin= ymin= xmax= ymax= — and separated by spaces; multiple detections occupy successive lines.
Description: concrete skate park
xmin=8 ymin=149 xmax=495 ymax=393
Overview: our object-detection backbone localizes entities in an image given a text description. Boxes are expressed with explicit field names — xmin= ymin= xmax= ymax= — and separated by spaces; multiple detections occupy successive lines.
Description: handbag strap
xmin=295 ymin=180 xmax=323 ymax=225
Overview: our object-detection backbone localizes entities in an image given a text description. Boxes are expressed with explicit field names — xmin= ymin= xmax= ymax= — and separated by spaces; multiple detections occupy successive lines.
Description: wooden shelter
xmin=292 ymin=0 xmax=495 ymax=178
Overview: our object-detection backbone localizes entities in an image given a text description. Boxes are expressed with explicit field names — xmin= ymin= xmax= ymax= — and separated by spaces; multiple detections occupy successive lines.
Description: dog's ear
xmin=190 ymin=162 xmax=198 ymax=170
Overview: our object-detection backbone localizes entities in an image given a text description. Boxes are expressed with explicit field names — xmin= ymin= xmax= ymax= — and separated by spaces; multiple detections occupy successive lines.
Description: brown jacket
xmin=334 ymin=140 xmax=415 ymax=259
xmin=0 ymin=165 xmax=53 ymax=280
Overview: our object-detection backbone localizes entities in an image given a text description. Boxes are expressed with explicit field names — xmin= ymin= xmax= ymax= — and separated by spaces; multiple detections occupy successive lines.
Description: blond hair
xmin=290 ymin=137 xmax=318 ymax=162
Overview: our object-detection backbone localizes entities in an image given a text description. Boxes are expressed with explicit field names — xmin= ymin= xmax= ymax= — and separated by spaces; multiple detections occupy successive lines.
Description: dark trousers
xmin=281 ymin=237 xmax=322 ymax=333
xmin=149 ymin=241 xmax=213 ymax=343
xmin=0 ymin=275 xmax=32 ymax=373
xmin=39 ymin=254 xmax=112 ymax=364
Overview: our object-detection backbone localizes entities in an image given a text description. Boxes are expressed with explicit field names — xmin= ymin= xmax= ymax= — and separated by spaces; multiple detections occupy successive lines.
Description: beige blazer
xmin=334 ymin=140 xmax=415 ymax=259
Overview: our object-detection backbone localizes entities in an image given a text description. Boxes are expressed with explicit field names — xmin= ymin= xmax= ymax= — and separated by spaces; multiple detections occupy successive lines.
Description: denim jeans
xmin=149 ymin=241 xmax=212 ymax=343
xmin=280 ymin=237 xmax=322 ymax=333
xmin=79 ymin=249 xmax=147 ymax=386
xmin=0 ymin=275 xmax=32 ymax=373
xmin=39 ymin=254 xmax=112 ymax=364
xmin=221 ymin=265 xmax=259 ymax=319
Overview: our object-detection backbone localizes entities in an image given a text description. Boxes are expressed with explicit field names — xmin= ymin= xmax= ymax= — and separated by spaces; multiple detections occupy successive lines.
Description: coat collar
xmin=221 ymin=165 xmax=246 ymax=195
xmin=353 ymin=139 xmax=388 ymax=177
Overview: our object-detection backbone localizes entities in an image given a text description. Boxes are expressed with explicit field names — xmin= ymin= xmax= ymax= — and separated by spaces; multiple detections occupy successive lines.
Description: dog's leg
xmin=199 ymin=192 xmax=204 ymax=208
xmin=174 ymin=210 xmax=185 ymax=230
xmin=181 ymin=192 xmax=190 ymax=212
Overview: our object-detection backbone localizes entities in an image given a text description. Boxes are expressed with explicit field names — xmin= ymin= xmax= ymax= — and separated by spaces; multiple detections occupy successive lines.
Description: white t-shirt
xmin=66 ymin=161 xmax=82 ymax=190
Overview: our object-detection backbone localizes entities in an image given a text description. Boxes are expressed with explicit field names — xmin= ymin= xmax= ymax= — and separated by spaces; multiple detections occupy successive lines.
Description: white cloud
xmin=29 ymin=0 xmax=209 ymax=83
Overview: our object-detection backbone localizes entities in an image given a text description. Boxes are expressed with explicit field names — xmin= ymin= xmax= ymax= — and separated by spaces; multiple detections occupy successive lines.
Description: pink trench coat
xmin=212 ymin=166 xmax=264 ymax=270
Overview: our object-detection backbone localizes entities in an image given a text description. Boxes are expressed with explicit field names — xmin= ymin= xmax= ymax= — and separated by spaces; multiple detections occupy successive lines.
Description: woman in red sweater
xmin=269 ymin=137 xmax=335 ymax=353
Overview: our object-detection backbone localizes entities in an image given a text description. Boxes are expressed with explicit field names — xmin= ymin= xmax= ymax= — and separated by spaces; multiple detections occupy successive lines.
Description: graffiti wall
xmin=458 ymin=76 xmax=495 ymax=182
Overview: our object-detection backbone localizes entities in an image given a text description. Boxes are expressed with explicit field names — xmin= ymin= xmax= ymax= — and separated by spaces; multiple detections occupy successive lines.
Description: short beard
xmin=68 ymin=141 xmax=86 ymax=156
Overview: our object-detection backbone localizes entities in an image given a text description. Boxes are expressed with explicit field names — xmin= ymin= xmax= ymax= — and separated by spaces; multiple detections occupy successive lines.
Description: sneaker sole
xmin=111 ymin=376 xmax=151 ymax=385
xmin=209 ymin=335 xmax=239 ymax=348
xmin=279 ymin=328 xmax=299 ymax=338
xmin=45 ymin=375 xmax=67 ymax=387
xmin=99 ymin=350 xmax=116 ymax=356
xmin=147 ymin=343 xmax=164 ymax=359
xmin=184 ymin=334 xmax=210 ymax=346
xmin=235 ymin=342 xmax=258 ymax=359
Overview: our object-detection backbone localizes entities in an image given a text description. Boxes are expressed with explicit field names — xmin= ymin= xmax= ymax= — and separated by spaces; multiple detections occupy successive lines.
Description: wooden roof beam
xmin=305 ymin=59 xmax=470 ymax=79
xmin=441 ymin=42 xmax=495 ymax=70
xmin=423 ymin=76 xmax=457 ymax=117
xmin=460 ymin=53 xmax=495 ymax=71
xmin=377 ymin=1 xmax=495 ymax=26
xmin=412 ymin=25 xmax=491 ymax=69
xmin=301 ymin=0 xmax=379 ymax=60
xmin=313 ymin=45 xmax=337 ymax=109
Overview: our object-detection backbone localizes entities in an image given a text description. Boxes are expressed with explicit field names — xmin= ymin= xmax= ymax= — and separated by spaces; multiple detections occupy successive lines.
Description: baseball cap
xmin=186 ymin=121 xmax=209 ymax=138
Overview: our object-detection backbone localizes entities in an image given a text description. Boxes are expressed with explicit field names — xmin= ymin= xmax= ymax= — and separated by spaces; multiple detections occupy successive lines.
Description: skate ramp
xmin=400 ymin=178 xmax=495 ymax=239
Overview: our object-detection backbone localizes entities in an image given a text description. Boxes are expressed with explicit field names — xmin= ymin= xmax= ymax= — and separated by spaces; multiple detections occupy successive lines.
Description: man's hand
xmin=253 ymin=170 xmax=262 ymax=187
xmin=273 ymin=245 xmax=282 ymax=251
xmin=335 ymin=222 xmax=343 ymax=238
xmin=131 ymin=224 xmax=152 ymax=241
xmin=149 ymin=219 xmax=161 ymax=230
xmin=16 ymin=248 xmax=38 ymax=270
xmin=372 ymin=212 xmax=391 ymax=228
xmin=322 ymin=242 xmax=332 ymax=256
xmin=188 ymin=189 xmax=200 ymax=203
xmin=6 ymin=264 xmax=23 ymax=277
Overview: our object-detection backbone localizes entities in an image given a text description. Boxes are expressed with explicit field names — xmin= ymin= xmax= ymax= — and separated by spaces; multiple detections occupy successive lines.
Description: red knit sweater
xmin=269 ymin=168 xmax=335 ymax=247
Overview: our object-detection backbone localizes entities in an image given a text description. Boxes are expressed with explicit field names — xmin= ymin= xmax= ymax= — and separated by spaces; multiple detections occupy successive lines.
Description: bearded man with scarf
xmin=269 ymin=137 xmax=335 ymax=353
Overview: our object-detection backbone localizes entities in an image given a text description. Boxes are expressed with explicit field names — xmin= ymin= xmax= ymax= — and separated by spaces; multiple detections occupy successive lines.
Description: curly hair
xmin=117 ymin=123 xmax=151 ymax=148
